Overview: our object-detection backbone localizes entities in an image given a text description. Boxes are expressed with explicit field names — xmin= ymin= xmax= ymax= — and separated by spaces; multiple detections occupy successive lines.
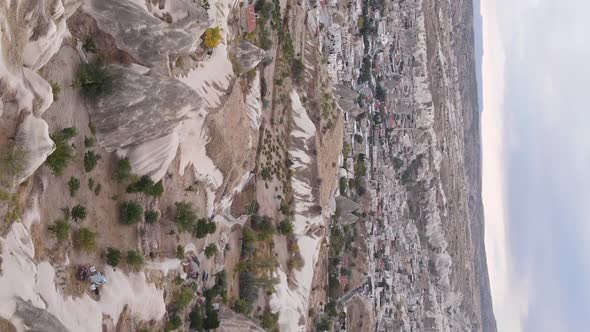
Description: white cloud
xmin=481 ymin=0 xmax=531 ymax=331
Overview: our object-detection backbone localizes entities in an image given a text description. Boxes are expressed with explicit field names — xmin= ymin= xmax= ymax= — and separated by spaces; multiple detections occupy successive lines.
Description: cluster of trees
xmin=126 ymin=175 xmax=164 ymax=197
xmin=250 ymin=215 xmax=274 ymax=240
xmin=174 ymin=202 xmax=216 ymax=237
xmin=167 ymin=273 xmax=226 ymax=331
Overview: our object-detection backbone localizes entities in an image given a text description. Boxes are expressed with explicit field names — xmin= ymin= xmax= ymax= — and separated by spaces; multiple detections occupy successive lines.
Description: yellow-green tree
xmin=203 ymin=27 xmax=222 ymax=49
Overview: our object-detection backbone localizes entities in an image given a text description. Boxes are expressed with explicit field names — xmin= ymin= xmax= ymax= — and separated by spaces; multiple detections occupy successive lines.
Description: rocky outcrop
xmin=218 ymin=306 xmax=265 ymax=332
xmin=229 ymin=41 xmax=267 ymax=75
xmin=0 ymin=0 xmax=80 ymax=185
xmin=92 ymin=66 xmax=204 ymax=151
xmin=336 ymin=195 xmax=360 ymax=225
xmin=14 ymin=298 xmax=69 ymax=332
xmin=83 ymin=0 xmax=211 ymax=67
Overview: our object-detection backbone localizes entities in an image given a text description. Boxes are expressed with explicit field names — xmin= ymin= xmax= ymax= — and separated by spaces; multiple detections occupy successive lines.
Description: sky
xmin=481 ymin=0 xmax=590 ymax=331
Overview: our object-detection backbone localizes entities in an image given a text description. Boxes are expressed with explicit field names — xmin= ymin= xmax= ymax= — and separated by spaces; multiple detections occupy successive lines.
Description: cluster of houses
xmin=317 ymin=0 xmax=452 ymax=330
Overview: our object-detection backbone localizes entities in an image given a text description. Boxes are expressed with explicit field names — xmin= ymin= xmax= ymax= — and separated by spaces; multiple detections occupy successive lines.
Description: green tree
xmin=84 ymin=151 xmax=101 ymax=172
xmin=174 ymin=286 xmax=194 ymax=309
xmin=77 ymin=61 xmax=116 ymax=99
xmin=71 ymin=204 xmax=87 ymax=222
xmin=84 ymin=135 xmax=95 ymax=148
xmin=46 ymin=128 xmax=77 ymax=175
xmin=189 ymin=305 xmax=204 ymax=330
xmin=126 ymin=250 xmax=144 ymax=270
xmin=278 ymin=219 xmax=294 ymax=235
xmin=233 ymin=298 xmax=250 ymax=315
xmin=203 ymin=303 xmax=220 ymax=330
xmin=165 ymin=313 xmax=182 ymax=331
xmin=105 ymin=247 xmax=121 ymax=267
xmin=0 ymin=144 xmax=27 ymax=183
xmin=204 ymin=243 xmax=217 ymax=258
xmin=194 ymin=218 xmax=216 ymax=238
xmin=113 ymin=158 xmax=132 ymax=183
xmin=176 ymin=245 xmax=185 ymax=259
xmin=259 ymin=307 xmax=279 ymax=330
xmin=119 ymin=201 xmax=143 ymax=225
xmin=203 ymin=27 xmax=222 ymax=49
xmin=68 ymin=177 xmax=80 ymax=197
xmin=48 ymin=219 xmax=70 ymax=242
xmin=145 ymin=210 xmax=159 ymax=223
xmin=291 ymin=58 xmax=304 ymax=82
xmin=175 ymin=201 xmax=197 ymax=232
xmin=251 ymin=215 xmax=274 ymax=240
xmin=75 ymin=227 xmax=97 ymax=252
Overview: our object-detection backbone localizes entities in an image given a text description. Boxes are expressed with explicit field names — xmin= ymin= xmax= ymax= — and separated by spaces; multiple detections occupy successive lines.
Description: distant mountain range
xmin=473 ymin=0 xmax=484 ymax=113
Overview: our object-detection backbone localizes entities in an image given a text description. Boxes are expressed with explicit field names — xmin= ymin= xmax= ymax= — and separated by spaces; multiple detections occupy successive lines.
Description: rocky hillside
xmin=0 ymin=0 xmax=342 ymax=331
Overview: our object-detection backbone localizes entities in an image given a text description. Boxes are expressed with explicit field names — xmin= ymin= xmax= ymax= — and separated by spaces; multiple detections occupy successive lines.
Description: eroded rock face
xmin=92 ymin=66 xmax=204 ymax=151
xmin=229 ymin=41 xmax=267 ymax=75
xmin=14 ymin=298 xmax=69 ymax=332
xmin=84 ymin=0 xmax=211 ymax=67
xmin=0 ymin=0 xmax=79 ymax=185
xmin=15 ymin=114 xmax=55 ymax=183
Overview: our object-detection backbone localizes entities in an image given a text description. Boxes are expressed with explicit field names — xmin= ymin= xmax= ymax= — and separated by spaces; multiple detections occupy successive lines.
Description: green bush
xmin=68 ymin=177 xmax=80 ymax=197
xmin=78 ymin=61 xmax=116 ymax=99
xmin=119 ymin=201 xmax=143 ymax=225
xmin=278 ymin=219 xmax=294 ymax=235
xmin=145 ymin=210 xmax=159 ymax=223
xmin=84 ymin=151 xmax=101 ymax=172
xmin=75 ymin=227 xmax=97 ymax=252
xmin=88 ymin=177 xmax=95 ymax=190
xmin=126 ymin=250 xmax=144 ymax=270
xmin=50 ymin=81 xmax=61 ymax=101
xmin=46 ymin=128 xmax=77 ymax=175
xmin=48 ymin=219 xmax=70 ymax=242
xmin=106 ymin=247 xmax=121 ymax=267
xmin=204 ymin=243 xmax=217 ymax=258
xmin=174 ymin=201 xmax=198 ymax=232
xmin=113 ymin=158 xmax=132 ymax=183
xmin=71 ymin=204 xmax=87 ymax=222
xmin=94 ymin=183 xmax=102 ymax=196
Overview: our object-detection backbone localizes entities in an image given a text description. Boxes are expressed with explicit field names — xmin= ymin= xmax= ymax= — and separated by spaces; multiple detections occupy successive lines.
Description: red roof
xmin=246 ymin=4 xmax=257 ymax=33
